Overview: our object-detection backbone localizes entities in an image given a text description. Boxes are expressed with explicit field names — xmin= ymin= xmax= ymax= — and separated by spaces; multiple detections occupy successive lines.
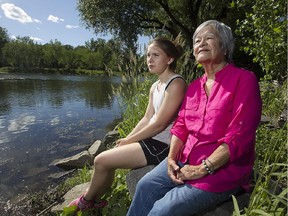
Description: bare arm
xmin=167 ymin=135 xmax=185 ymax=184
xmin=117 ymin=78 xmax=187 ymax=146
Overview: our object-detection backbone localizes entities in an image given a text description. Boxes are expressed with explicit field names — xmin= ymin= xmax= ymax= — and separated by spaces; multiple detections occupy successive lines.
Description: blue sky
xmin=0 ymin=0 xmax=149 ymax=48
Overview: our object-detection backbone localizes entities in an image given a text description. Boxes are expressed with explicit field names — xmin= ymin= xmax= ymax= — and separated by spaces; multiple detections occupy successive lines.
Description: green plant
xmin=232 ymin=125 xmax=287 ymax=216
xmin=231 ymin=74 xmax=287 ymax=216
xmin=62 ymin=164 xmax=92 ymax=190
xmin=249 ymin=124 xmax=287 ymax=214
xmin=101 ymin=169 xmax=131 ymax=216
xmin=115 ymin=77 xmax=154 ymax=137
xmin=235 ymin=0 xmax=287 ymax=81
xmin=260 ymin=79 xmax=287 ymax=120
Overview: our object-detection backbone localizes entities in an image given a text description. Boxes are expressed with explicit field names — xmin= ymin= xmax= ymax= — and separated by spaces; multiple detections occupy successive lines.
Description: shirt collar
xmin=200 ymin=63 xmax=231 ymax=84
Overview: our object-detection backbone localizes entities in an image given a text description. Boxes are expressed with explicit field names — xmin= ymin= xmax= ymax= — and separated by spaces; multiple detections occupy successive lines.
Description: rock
xmin=199 ymin=192 xmax=250 ymax=216
xmin=48 ymin=170 xmax=75 ymax=179
xmin=68 ymin=144 xmax=89 ymax=152
xmin=278 ymin=105 xmax=287 ymax=128
xmin=126 ymin=165 xmax=156 ymax=197
xmin=51 ymin=182 xmax=90 ymax=212
xmin=126 ymin=166 xmax=251 ymax=216
xmin=50 ymin=130 xmax=119 ymax=172
xmin=102 ymin=130 xmax=119 ymax=147
xmin=260 ymin=115 xmax=270 ymax=125
xmin=50 ymin=140 xmax=106 ymax=171
xmin=51 ymin=150 xmax=94 ymax=170
xmin=88 ymin=140 xmax=103 ymax=156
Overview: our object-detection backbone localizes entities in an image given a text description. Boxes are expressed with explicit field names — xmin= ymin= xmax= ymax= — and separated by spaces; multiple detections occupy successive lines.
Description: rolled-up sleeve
xmin=218 ymin=73 xmax=262 ymax=162
xmin=171 ymin=96 xmax=190 ymax=143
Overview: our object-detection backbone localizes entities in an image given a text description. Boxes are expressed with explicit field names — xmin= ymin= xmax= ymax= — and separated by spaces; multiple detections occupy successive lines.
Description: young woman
xmin=69 ymin=38 xmax=187 ymax=211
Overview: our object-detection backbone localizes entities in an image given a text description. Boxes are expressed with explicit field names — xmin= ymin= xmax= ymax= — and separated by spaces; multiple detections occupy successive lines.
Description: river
xmin=0 ymin=73 xmax=123 ymax=203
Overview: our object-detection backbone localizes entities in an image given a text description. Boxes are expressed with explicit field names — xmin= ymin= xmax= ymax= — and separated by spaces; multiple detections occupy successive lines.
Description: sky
xmin=0 ymin=0 xmax=149 ymax=48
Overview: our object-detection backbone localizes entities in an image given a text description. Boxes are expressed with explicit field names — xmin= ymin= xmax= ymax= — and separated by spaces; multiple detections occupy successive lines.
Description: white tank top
xmin=149 ymin=74 xmax=184 ymax=145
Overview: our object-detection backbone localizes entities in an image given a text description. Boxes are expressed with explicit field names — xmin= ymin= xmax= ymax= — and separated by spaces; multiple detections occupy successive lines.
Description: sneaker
xmin=68 ymin=195 xmax=108 ymax=211
xmin=93 ymin=199 xmax=108 ymax=208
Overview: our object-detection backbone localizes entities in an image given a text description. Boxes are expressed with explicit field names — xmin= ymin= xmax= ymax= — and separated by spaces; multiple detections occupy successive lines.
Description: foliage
xmin=61 ymin=170 xmax=130 ymax=216
xmin=231 ymin=79 xmax=287 ymax=215
xmin=2 ymin=0 xmax=287 ymax=215
xmin=260 ymin=79 xmax=287 ymax=119
xmin=0 ymin=36 xmax=127 ymax=74
xmin=77 ymin=0 xmax=266 ymax=79
xmin=115 ymin=77 xmax=153 ymax=137
xmin=62 ymin=165 xmax=92 ymax=190
xmin=101 ymin=169 xmax=131 ymax=216
xmin=232 ymin=124 xmax=287 ymax=216
xmin=77 ymin=0 xmax=235 ymax=48
xmin=235 ymin=0 xmax=287 ymax=81
xmin=115 ymin=75 xmax=288 ymax=216
xmin=0 ymin=26 xmax=9 ymax=66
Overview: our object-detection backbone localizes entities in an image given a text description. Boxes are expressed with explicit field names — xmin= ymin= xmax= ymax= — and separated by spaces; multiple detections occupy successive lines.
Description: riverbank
xmin=0 ymin=73 xmax=123 ymax=211
xmin=0 ymin=67 xmax=122 ymax=76
xmin=2 ymin=113 xmax=286 ymax=216
xmin=1 ymin=130 xmax=119 ymax=216
xmin=2 ymin=78 xmax=286 ymax=216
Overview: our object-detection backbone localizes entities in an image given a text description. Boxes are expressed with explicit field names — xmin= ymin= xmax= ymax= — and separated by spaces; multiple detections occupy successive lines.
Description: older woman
xmin=127 ymin=20 xmax=262 ymax=216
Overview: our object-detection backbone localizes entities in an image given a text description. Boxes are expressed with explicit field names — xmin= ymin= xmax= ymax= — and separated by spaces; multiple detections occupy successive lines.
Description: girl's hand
xmin=115 ymin=138 xmax=130 ymax=147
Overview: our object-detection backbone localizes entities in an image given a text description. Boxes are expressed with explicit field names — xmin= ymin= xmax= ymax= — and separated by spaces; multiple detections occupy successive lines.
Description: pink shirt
xmin=171 ymin=64 xmax=262 ymax=192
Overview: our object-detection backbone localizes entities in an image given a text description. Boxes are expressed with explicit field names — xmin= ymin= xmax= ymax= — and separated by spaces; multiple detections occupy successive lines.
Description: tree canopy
xmin=77 ymin=0 xmax=287 ymax=81
xmin=77 ymin=0 xmax=232 ymax=47
xmin=0 ymin=1 xmax=286 ymax=81
xmin=235 ymin=0 xmax=287 ymax=81
xmin=0 ymin=36 xmax=125 ymax=73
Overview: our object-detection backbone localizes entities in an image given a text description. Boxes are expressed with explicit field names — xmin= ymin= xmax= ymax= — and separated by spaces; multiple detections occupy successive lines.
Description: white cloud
xmin=29 ymin=36 xmax=43 ymax=43
xmin=10 ymin=35 xmax=43 ymax=43
xmin=47 ymin=15 xmax=64 ymax=23
xmin=1 ymin=3 xmax=33 ymax=23
xmin=34 ymin=19 xmax=42 ymax=24
xmin=66 ymin=25 xmax=78 ymax=29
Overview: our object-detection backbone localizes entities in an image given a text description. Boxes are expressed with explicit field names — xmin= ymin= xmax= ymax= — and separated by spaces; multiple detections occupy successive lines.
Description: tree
xmin=77 ymin=0 xmax=261 ymax=79
xmin=0 ymin=26 xmax=9 ymax=66
xmin=42 ymin=40 xmax=64 ymax=68
xmin=2 ymin=37 xmax=35 ymax=69
xmin=77 ymin=0 xmax=231 ymax=48
xmin=235 ymin=0 xmax=287 ymax=82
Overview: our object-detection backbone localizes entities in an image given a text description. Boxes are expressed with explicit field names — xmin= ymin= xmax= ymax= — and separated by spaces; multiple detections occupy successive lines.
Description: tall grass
xmin=232 ymin=79 xmax=287 ymax=216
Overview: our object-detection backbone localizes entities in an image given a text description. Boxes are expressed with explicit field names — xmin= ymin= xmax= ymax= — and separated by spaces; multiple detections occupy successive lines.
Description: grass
xmin=231 ymin=79 xmax=287 ymax=216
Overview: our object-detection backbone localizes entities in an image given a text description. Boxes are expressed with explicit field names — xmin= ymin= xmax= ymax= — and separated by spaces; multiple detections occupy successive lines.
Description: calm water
xmin=0 ymin=73 xmax=123 ymax=202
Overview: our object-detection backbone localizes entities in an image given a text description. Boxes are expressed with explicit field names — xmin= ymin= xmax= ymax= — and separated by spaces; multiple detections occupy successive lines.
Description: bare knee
xmin=93 ymin=152 xmax=112 ymax=171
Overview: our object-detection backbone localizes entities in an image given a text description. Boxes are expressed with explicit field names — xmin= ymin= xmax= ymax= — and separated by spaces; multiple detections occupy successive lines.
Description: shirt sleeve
xmin=218 ymin=72 xmax=262 ymax=162
xmin=170 ymin=90 xmax=190 ymax=143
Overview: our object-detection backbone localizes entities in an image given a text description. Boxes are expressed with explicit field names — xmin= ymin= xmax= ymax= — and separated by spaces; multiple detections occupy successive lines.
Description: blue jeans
xmin=127 ymin=158 xmax=241 ymax=216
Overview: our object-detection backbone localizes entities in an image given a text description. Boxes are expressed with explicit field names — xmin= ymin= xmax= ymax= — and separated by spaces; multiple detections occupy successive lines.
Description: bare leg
xmin=83 ymin=142 xmax=146 ymax=201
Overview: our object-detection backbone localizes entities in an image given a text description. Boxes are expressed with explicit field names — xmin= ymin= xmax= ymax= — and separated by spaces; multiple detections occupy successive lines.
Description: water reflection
xmin=0 ymin=73 xmax=122 ymax=201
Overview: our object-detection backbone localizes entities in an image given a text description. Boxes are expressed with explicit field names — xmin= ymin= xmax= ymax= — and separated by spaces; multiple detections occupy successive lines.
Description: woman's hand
xmin=167 ymin=158 xmax=184 ymax=185
xmin=176 ymin=164 xmax=206 ymax=181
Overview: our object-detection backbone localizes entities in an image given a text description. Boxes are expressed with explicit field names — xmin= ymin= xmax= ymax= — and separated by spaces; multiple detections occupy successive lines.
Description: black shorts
xmin=139 ymin=138 xmax=169 ymax=165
